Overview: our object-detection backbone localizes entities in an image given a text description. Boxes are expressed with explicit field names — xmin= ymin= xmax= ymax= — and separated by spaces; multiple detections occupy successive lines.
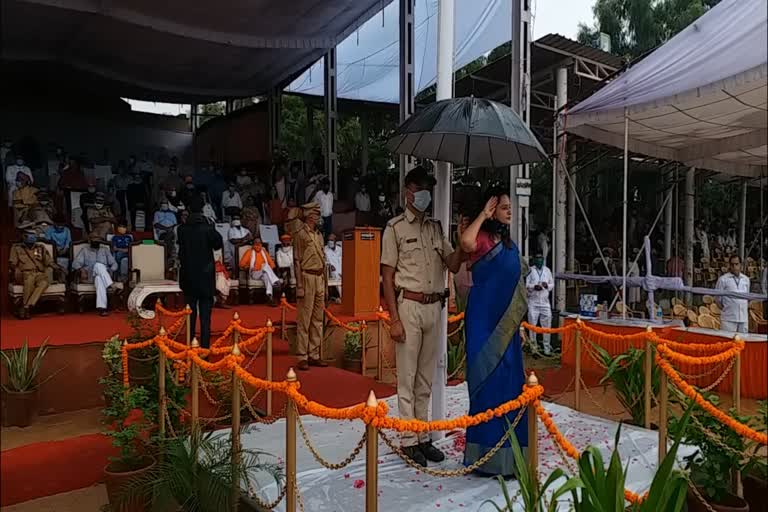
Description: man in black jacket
xmin=177 ymin=197 xmax=223 ymax=348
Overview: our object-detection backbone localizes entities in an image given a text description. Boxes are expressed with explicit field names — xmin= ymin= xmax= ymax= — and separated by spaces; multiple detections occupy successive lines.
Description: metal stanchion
xmin=365 ymin=390 xmax=378 ymax=512
xmin=158 ymin=346 xmax=166 ymax=441
xmin=186 ymin=303 xmax=192 ymax=346
xmin=281 ymin=293 xmax=287 ymax=341
xmin=190 ymin=338 xmax=200 ymax=437
xmin=658 ymin=367 xmax=668 ymax=463
xmin=123 ymin=339 xmax=130 ymax=399
xmin=644 ymin=327 xmax=653 ymax=430
xmin=361 ymin=321 xmax=368 ymax=377
xmin=733 ymin=338 xmax=742 ymax=496
xmin=527 ymin=372 xmax=539 ymax=482
xmin=285 ymin=368 xmax=298 ymax=512
xmin=230 ymin=341 xmax=242 ymax=512
xmin=574 ymin=320 xmax=582 ymax=411
xmin=266 ymin=319 xmax=273 ymax=416
xmin=376 ymin=307 xmax=383 ymax=382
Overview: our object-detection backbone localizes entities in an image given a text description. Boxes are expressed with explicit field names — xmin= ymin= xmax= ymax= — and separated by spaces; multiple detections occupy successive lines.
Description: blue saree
xmin=463 ymin=240 xmax=529 ymax=476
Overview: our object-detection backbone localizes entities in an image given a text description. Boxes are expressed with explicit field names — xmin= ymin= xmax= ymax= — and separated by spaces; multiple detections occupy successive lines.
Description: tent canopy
xmin=286 ymin=0 xmax=510 ymax=104
xmin=1 ymin=0 xmax=394 ymax=103
xmin=566 ymin=0 xmax=767 ymax=178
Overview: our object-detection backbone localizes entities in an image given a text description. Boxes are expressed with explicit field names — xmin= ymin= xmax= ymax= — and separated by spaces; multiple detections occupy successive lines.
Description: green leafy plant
xmin=105 ymin=386 xmax=156 ymax=471
xmin=743 ymin=401 xmax=768 ymax=481
xmin=343 ymin=324 xmax=364 ymax=361
xmin=596 ymin=345 xmax=660 ymax=426
xmin=119 ymin=429 xmax=284 ymax=512
xmin=1 ymin=338 xmax=61 ymax=392
xmin=668 ymin=390 xmax=748 ymax=504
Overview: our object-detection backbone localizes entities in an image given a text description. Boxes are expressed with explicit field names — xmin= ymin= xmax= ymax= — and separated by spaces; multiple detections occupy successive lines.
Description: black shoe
xmin=419 ymin=442 xmax=445 ymax=463
xmin=98 ymin=308 xmax=109 ymax=317
xmin=403 ymin=445 xmax=427 ymax=467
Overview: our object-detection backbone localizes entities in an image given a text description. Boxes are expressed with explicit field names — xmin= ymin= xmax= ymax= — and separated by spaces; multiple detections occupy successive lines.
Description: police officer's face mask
xmin=23 ymin=234 xmax=36 ymax=246
xmin=411 ymin=190 xmax=431 ymax=212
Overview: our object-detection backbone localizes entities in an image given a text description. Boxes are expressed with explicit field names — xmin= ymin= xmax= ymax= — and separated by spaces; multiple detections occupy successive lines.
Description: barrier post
xmin=230 ymin=342 xmax=242 ymax=512
xmin=281 ymin=293 xmax=287 ymax=341
xmin=365 ymin=390 xmax=379 ymax=512
xmin=376 ymin=307 xmax=383 ymax=382
xmin=658 ymin=365 xmax=668 ymax=463
xmin=158 ymin=343 xmax=166 ymax=442
xmin=361 ymin=321 xmax=368 ymax=377
xmin=285 ymin=368 xmax=298 ymax=512
xmin=527 ymin=372 xmax=539 ymax=483
xmin=122 ymin=339 xmax=129 ymax=399
xmin=190 ymin=338 xmax=200 ymax=436
xmin=186 ymin=303 xmax=192 ymax=346
xmin=574 ymin=319 xmax=582 ymax=411
xmin=266 ymin=319 xmax=273 ymax=416
xmin=644 ymin=327 xmax=653 ymax=430
xmin=733 ymin=337 xmax=742 ymax=496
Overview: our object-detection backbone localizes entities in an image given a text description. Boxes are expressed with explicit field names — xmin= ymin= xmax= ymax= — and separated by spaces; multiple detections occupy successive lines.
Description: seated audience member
xmin=80 ymin=181 xmax=98 ymax=230
xmin=236 ymin=167 xmax=253 ymax=190
xmin=34 ymin=191 xmax=56 ymax=220
xmin=153 ymin=199 xmax=178 ymax=251
xmin=225 ymin=214 xmax=252 ymax=269
xmin=165 ymin=186 xmax=185 ymax=212
xmin=72 ymin=233 xmax=118 ymax=316
xmin=6 ymin=155 xmax=34 ymax=207
xmin=88 ymin=192 xmax=116 ymax=240
xmin=213 ymin=249 xmax=231 ymax=308
xmin=324 ymin=233 xmax=342 ymax=300
xmin=239 ymin=236 xmax=281 ymax=305
xmin=12 ymin=173 xmax=39 ymax=225
xmin=159 ymin=163 xmax=183 ymax=202
xmin=45 ymin=214 xmax=72 ymax=269
xmin=57 ymin=155 xmax=87 ymax=193
xmin=126 ymin=173 xmax=147 ymax=230
xmin=241 ymin=195 xmax=262 ymax=235
xmin=221 ymin=182 xmax=243 ymax=222
xmin=27 ymin=191 xmax=54 ymax=235
xmin=9 ymin=227 xmax=60 ymax=319
xmin=112 ymin=220 xmax=133 ymax=279
xmin=201 ymin=191 xmax=217 ymax=224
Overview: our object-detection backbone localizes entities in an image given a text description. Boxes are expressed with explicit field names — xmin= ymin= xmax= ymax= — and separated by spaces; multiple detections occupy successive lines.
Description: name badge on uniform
xmin=405 ymin=238 xmax=417 ymax=244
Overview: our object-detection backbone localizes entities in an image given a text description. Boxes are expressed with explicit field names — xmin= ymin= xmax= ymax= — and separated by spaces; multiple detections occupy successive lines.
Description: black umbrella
xmin=386 ymin=96 xmax=547 ymax=168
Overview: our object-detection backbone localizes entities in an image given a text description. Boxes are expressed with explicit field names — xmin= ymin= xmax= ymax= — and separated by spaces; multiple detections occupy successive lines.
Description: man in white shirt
xmin=537 ymin=230 xmax=550 ymax=264
xmin=715 ymin=255 xmax=751 ymax=334
xmin=225 ymin=215 xmax=252 ymax=270
xmin=313 ymin=179 xmax=334 ymax=240
xmin=276 ymin=233 xmax=295 ymax=285
xmin=324 ymin=233 xmax=342 ymax=300
xmin=354 ymin=184 xmax=371 ymax=212
xmin=526 ymin=252 xmax=555 ymax=355
xmin=6 ymin=155 xmax=34 ymax=207
xmin=221 ymin=183 xmax=243 ymax=222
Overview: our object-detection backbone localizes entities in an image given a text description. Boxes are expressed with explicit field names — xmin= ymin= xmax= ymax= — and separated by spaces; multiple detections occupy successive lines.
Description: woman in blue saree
xmin=459 ymin=187 xmax=529 ymax=477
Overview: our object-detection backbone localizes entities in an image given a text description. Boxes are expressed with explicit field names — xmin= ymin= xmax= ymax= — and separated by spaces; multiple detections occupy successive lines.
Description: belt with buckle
xmin=303 ymin=268 xmax=324 ymax=276
xmin=402 ymin=290 xmax=443 ymax=304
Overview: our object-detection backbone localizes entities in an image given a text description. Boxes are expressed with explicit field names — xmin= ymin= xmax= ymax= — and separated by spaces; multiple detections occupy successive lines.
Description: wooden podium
xmin=341 ymin=227 xmax=382 ymax=316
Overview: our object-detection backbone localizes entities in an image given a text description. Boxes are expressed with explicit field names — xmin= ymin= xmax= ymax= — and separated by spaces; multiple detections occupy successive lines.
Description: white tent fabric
xmin=566 ymin=0 xmax=768 ymax=178
xmin=286 ymin=0 xmax=511 ymax=104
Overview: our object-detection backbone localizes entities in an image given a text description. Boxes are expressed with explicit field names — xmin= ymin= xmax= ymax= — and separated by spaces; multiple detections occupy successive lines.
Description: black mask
xmin=90 ymin=241 xmax=100 ymax=249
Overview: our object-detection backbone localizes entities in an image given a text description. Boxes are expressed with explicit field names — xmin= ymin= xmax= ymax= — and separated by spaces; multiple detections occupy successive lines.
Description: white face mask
xmin=378 ymin=195 xmax=385 ymax=202
xmin=328 ymin=241 xmax=336 ymax=249
xmin=232 ymin=220 xmax=241 ymax=227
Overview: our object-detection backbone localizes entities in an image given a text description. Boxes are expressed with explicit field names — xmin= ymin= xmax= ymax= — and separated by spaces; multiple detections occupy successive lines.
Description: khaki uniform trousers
xmin=22 ymin=271 xmax=49 ymax=307
xmin=395 ymin=298 xmax=441 ymax=446
xmin=296 ymin=273 xmax=325 ymax=362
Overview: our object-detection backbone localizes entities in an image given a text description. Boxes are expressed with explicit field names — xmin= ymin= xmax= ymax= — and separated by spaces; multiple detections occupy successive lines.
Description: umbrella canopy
xmin=387 ymin=97 xmax=547 ymax=167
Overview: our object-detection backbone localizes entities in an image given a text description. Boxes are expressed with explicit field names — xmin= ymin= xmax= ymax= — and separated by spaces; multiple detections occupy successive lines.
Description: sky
xmin=126 ymin=0 xmax=595 ymax=115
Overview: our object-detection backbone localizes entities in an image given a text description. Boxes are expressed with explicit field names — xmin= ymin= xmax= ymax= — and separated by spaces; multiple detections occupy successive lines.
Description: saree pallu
xmin=463 ymin=241 xmax=529 ymax=476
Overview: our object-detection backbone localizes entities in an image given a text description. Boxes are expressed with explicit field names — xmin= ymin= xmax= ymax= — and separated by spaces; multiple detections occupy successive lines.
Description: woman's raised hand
xmin=482 ymin=196 xmax=498 ymax=220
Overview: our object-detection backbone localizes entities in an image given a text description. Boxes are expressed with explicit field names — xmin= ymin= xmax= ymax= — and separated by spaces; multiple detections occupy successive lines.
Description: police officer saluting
xmin=381 ymin=166 xmax=465 ymax=467
xmin=9 ymin=226 xmax=61 ymax=319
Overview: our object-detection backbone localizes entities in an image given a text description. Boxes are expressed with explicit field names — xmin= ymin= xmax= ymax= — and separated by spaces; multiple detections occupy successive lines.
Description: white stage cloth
xmin=214 ymin=383 xmax=693 ymax=511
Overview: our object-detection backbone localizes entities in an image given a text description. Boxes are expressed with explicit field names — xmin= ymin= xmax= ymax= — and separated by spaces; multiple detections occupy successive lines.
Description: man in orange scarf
xmin=239 ymin=236 xmax=281 ymax=305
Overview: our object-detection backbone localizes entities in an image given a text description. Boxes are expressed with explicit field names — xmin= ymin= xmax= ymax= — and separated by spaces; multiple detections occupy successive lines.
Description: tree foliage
xmin=577 ymin=0 xmax=722 ymax=60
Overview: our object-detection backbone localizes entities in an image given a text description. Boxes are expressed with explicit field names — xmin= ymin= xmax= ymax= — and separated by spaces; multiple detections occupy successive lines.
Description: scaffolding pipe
xmin=621 ymin=108 xmax=629 ymax=319
xmin=684 ymin=168 xmax=696 ymax=294
xmin=567 ymin=149 xmax=576 ymax=271
xmin=554 ymin=67 xmax=568 ymax=311
xmin=739 ymin=179 xmax=747 ymax=262
xmin=509 ymin=0 xmax=522 ymax=243
xmin=399 ymin=0 xmax=415 ymax=205
xmin=664 ymin=173 xmax=673 ymax=262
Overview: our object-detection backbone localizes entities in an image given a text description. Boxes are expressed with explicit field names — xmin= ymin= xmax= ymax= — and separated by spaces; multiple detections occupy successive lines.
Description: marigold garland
xmin=154 ymin=302 xmax=191 ymax=318
xmin=655 ymin=354 xmax=767 ymax=445
xmin=656 ymin=341 xmax=743 ymax=366
xmin=522 ymin=321 xmax=576 ymax=335
xmin=648 ymin=332 xmax=742 ymax=355
xmin=280 ymin=297 xmax=298 ymax=311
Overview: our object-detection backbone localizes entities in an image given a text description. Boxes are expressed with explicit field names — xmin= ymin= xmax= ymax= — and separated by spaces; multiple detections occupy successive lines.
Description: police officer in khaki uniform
xmin=9 ymin=227 xmax=60 ymax=319
xmin=292 ymin=202 xmax=329 ymax=371
xmin=381 ymin=166 xmax=465 ymax=467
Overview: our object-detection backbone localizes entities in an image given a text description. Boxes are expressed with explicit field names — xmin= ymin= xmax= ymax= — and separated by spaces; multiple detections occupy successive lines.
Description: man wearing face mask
xmin=225 ymin=214 xmax=252 ymax=269
xmin=376 ymin=191 xmax=394 ymax=227
xmin=324 ymin=233 xmax=342 ymax=301
xmin=381 ymin=166 xmax=465 ymax=466
xmin=111 ymin=219 xmax=133 ymax=279
xmin=276 ymin=234 xmax=295 ymax=298
xmin=221 ymin=182 xmax=243 ymax=222
xmin=6 ymin=155 xmax=34 ymax=207
xmin=526 ymin=252 xmax=555 ymax=356
xmin=313 ymin=179 xmax=334 ymax=241
xmin=239 ymin=236 xmax=281 ymax=305
xmin=46 ymin=214 xmax=72 ymax=270
xmin=354 ymin=184 xmax=371 ymax=213
xmin=88 ymin=192 xmax=116 ymax=240
xmin=153 ymin=199 xmax=178 ymax=263
xmin=72 ymin=233 xmax=118 ymax=316
xmin=9 ymin=227 xmax=61 ymax=319
xmin=12 ymin=173 xmax=39 ymax=226
xmin=126 ymin=174 xmax=146 ymax=230
xmin=80 ymin=181 xmax=98 ymax=230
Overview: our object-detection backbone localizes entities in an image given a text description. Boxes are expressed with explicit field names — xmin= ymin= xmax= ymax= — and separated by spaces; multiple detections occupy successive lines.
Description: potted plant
xmin=103 ymin=386 xmax=157 ymax=512
xmin=120 ymin=428 xmax=284 ymax=512
xmin=596 ymin=345 xmax=660 ymax=428
xmin=342 ymin=324 xmax=364 ymax=373
xmin=742 ymin=401 xmax=767 ymax=512
xmin=125 ymin=314 xmax=159 ymax=387
xmin=1 ymin=338 xmax=60 ymax=427
xmin=669 ymin=390 xmax=749 ymax=512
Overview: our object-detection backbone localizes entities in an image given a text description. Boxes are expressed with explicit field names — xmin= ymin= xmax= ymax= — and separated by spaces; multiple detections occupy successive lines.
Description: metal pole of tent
xmin=554 ymin=67 xmax=568 ymax=313
xmin=431 ymin=0 xmax=455 ymax=438
xmin=509 ymin=0 xmax=522 ymax=244
xmin=622 ymin=108 xmax=629 ymax=320
xmin=324 ymin=48 xmax=338 ymax=194
xmin=399 ymin=0 xmax=415 ymax=207
xmin=664 ymin=173 xmax=673 ymax=263
xmin=739 ymin=179 xmax=747 ymax=262
xmin=684 ymin=167 xmax=696 ymax=303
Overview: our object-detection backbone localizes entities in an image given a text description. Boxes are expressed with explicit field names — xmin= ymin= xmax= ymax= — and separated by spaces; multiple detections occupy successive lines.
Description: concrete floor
xmin=1 ymin=407 xmax=102 ymax=451
xmin=1 ymin=485 xmax=108 ymax=512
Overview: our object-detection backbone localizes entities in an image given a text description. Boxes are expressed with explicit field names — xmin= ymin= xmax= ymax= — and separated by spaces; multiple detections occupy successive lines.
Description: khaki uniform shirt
xmin=13 ymin=186 xmax=38 ymax=209
xmin=293 ymin=224 xmax=325 ymax=272
xmin=87 ymin=207 xmax=115 ymax=239
xmin=381 ymin=209 xmax=454 ymax=294
xmin=9 ymin=244 xmax=54 ymax=273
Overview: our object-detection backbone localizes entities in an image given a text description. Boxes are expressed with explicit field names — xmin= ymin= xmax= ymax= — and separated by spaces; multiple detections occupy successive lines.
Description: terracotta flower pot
xmin=342 ymin=357 xmax=362 ymax=374
xmin=686 ymin=486 xmax=749 ymax=512
xmin=104 ymin=456 xmax=156 ymax=512
xmin=2 ymin=389 xmax=38 ymax=427
xmin=743 ymin=474 xmax=767 ymax=512
xmin=128 ymin=353 xmax=155 ymax=387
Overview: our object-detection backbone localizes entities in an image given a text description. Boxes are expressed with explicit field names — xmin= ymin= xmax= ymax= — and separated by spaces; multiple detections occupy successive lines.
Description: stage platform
xmin=219 ymin=383 xmax=695 ymax=512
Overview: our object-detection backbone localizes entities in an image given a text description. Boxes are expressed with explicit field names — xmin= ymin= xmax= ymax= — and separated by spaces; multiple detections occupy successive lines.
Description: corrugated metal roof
xmin=534 ymin=33 xmax=625 ymax=69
